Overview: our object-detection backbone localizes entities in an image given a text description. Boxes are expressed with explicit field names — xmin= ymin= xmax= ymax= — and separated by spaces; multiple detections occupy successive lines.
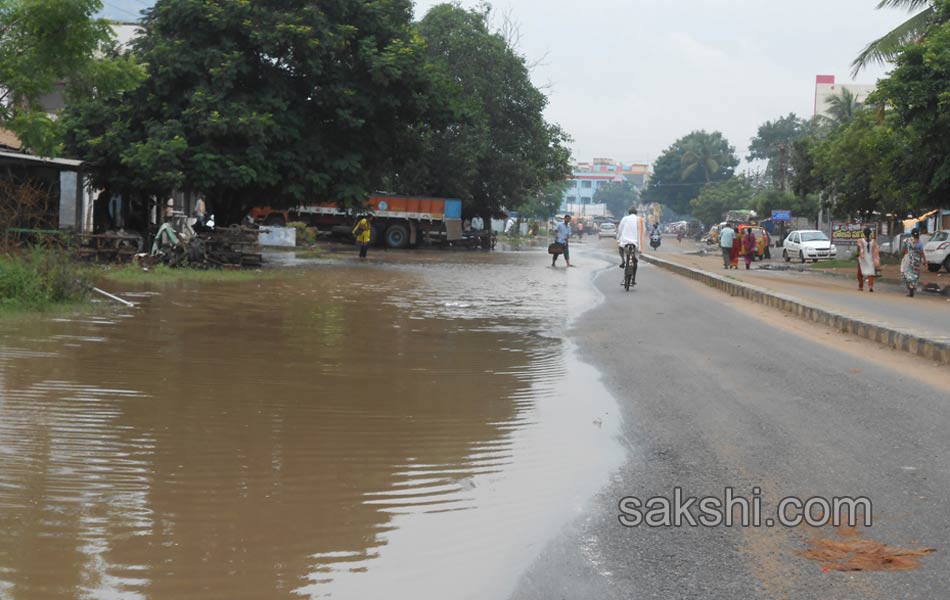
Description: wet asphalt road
xmin=510 ymin=244 xmax=950 ymax=600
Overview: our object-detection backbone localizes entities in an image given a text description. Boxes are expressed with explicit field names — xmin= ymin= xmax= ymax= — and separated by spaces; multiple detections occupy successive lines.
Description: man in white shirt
xmin=616 ymin=206 xmax=646 ymax=269
xmin=471 ymin=215 xmax=484 ymax=232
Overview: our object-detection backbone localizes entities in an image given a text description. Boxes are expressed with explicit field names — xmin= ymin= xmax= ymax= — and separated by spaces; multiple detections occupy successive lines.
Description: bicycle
xmin=622 ymin=243 xmax=638 ymax=291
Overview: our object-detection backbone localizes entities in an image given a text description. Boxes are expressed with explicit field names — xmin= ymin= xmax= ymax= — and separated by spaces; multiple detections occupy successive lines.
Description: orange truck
xmin=250 ymin=195 xmax=463 ymax=249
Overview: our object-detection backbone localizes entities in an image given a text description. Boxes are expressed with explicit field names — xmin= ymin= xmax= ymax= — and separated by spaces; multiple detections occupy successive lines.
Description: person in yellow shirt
xmin=353 ymin=214 xmax=374 ymax=258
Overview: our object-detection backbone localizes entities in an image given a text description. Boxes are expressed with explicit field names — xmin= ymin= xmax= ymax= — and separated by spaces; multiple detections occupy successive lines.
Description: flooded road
xmin=0 ymin=248 xmax=622 ymax=599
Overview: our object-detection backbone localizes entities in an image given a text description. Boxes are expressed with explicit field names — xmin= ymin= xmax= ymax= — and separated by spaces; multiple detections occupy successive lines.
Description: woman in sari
xmin=857 ymin=227 xmax=880 ymax=292
xmin=741 ymin=228 xmax=757 ymax=270
xmin=901 ymin=229 xmax=926 ymax=297
xmin=730 ymin=226 xmax=741 ymax=269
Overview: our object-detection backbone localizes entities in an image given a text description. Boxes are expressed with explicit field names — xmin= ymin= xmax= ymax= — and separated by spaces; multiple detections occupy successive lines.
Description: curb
xmin=641 ymin=253 xmax=950 ymax=366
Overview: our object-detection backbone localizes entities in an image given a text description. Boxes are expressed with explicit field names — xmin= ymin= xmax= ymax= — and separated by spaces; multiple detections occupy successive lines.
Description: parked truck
xmin=250 ymin=195 xmax=463 ymax=249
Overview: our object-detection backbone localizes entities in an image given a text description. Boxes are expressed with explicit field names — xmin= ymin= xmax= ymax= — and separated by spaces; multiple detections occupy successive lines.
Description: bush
xmin=287 ymin=221 xmax=317 ymax=246
xmin=0 ymin=248 xmax=89 ymax=310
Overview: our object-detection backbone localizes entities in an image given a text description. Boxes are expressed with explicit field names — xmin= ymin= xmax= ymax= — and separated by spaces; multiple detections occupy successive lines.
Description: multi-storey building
xmin=561 ymin=158 xmax=650 ymax=217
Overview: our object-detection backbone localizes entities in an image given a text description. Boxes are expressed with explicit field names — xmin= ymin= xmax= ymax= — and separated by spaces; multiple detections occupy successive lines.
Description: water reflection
xmin=0 ymin=249 xmax=620 ymax=599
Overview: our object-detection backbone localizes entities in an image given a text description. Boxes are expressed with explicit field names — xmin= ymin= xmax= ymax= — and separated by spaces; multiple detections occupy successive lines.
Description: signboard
xmin=771 ymin=210 xmax=791 ymax=221
xmin=831 ymin=222 xmax=878 ymax=244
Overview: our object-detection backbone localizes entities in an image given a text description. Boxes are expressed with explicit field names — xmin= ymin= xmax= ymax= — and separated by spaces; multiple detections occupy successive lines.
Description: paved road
xmin=510 ymin=244 xmax=950 ymax=599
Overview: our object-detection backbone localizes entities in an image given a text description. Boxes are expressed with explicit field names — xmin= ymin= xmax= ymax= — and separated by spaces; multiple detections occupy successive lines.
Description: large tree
xmin=593 ymin=180 xmax=639 ymax=218
xmin=406 ymin=4 xmax=571 ymax=217
xmin=642 ymin=130 xmax=738 ymax=215
xmin=688 ymin=176 xmax=755 ymax=227
xmin=63 ymin=0 xmax=431 ymax=222
xmin=0 ymin=0 xmax=135 ymax=155
xmin=874 ymin=0 xmax=950 ymax=211
xmin=747 ymin=113 xmax=811 ymax=192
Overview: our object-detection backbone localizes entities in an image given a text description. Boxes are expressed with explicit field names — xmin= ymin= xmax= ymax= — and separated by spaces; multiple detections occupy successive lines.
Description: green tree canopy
xmin=63 ymin=0 xmax=431 ymax=222
xmin=820 ymin=87 xmax=865 ymax=128
xmin=747 ymin=113 xmax=811 ymax=192
xmin=593 ymin=180 xmax=639 ymax=218
xmin=0 ymin=0 xmax=137 ymax=155
xmin=520 ymin=180 xmax=568 ymax=219
xmin=642 ymin=130 xmax=738 ymax=215
xmin=874 ymin=0 xmax=950 ymax=211
xmin=688 ymin=176 xmax=754 ymax=226
xmin=809 ymin=110 xmax=909 ymax=218
xmin=852 ymin=0 xmax=937 ymax=75
xmin=403 ymin=3 xmax=571 ymax=217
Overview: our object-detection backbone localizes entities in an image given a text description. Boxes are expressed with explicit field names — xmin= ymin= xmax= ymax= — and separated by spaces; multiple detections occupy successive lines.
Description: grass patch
xmin=0 ymin=248 xmax=90 ymax=317
xmin=810 ymin=258 xmax=858 ymax=269
xmin=293 ymin=248 xmax=325 ymax=259
xmin=98 ymin=264 xmax=282 ymax=285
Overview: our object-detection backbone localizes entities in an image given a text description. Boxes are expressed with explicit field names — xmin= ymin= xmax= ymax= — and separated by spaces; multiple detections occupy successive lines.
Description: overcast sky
xmin=106 ymin=0 xmax=914 ymax=169
xmin=412 ymin=0 xmax=914 ymax=169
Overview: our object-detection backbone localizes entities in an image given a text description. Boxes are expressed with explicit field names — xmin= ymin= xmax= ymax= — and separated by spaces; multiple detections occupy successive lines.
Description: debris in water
xmin=801 ymin=528 xmax=936 ymax=572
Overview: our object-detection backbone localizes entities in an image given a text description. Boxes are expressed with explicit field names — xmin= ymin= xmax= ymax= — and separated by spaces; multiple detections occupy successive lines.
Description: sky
xmin=103 ymin=0 xmax=915 ymax=169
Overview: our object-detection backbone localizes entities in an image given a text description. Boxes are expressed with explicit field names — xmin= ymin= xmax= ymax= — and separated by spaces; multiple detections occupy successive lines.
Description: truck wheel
xmin=385 ymin=224 xmax=410 ymax=249
xmin=264 ymin=214 xmax=285 ymax=227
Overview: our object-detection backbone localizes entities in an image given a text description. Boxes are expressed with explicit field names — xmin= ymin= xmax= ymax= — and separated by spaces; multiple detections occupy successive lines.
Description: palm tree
xmin=822 ymin=88 xmax=864 ymax=127
xmin=851 ymin=0 xmax=936 ymax=76
xmin=680 ymin=138 xmax=726 ymax=183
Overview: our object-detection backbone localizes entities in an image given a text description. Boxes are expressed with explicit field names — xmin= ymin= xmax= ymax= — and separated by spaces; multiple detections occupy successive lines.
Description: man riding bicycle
xmin=616 ymin=206 xmax=646 ymax=285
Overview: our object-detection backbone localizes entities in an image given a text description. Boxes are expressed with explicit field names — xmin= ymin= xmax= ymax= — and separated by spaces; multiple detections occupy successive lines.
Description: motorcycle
xmin=649 ymin=232 xmax=662 ymax=250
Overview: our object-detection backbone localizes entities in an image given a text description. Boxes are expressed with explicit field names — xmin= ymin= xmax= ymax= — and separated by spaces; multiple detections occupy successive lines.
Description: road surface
xmin=511 ymin=243 xmax=950 ymax=599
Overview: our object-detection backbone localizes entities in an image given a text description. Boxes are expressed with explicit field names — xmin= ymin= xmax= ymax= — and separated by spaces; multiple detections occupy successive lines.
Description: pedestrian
xmin=577 ymin=220 xmax=585 ymax=239
xmin=352 ymin=214 xmax=374 ymax=259
xmin=676 ymin=227 xmax=684 ymax=243
xmin=900 ymin=228 xmax=926 ymax=297
xmin=552 ymin=215 xmax=574 ymax=267
xmin=742 ymin=227 xmax=756 ymax=270
xmin=762 ymin=229 xmax=771 ymax=259
xmin=505 ymin=216 xmax=515 ymax=235
xmin=719 ymin=223 xmax=736 ymax=269
xmin=857 ymin=227 xmax=880 ymax=292
xmin=730 ymin=227 xmax=741 ymax=269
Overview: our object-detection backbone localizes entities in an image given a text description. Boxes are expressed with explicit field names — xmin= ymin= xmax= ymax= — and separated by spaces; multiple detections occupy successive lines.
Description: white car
xmin=598 ymin=222 xmax=617 ymax=238
xmin=782 ymin=230 xmax=837 ymax=263
xmin=924 ymin=230 xmax=950 ymax=272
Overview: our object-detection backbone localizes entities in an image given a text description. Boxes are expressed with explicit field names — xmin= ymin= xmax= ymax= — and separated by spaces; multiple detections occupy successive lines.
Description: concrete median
xmin=641 ymin=253 xmax=950 ymax=365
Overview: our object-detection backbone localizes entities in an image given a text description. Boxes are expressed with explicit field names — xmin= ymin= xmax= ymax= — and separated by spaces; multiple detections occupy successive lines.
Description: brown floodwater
xmin=0 ymin=248 xmax=622 ymax=599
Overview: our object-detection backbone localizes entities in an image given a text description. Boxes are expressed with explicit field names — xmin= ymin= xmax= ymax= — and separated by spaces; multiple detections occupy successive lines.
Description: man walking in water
xmin=552 ymin=215 xmax=574 ymax=267
xmin=617 ymin=206 xmax=646 ymax=283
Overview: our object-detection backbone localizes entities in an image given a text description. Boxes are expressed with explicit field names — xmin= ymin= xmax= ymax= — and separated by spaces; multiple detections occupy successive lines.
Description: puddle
xmin=0 ymin=249 xmax=623 ymax=599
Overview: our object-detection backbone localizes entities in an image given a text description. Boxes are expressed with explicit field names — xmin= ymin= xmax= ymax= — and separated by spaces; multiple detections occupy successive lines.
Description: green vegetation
xmin=809 ymin=258 xmax=858 ymax=269
xmin=55 ymin=1 xmax=569 ymax=223
xmin=98 ymin=264 xmax=283 ymax=285
xmin=396 ymin=4 xmax=571 ymax=217
xmin=0 ymin=249 xmax=89 ymax=315
xmin=287 ymin=222 xmax=317 ymax=247
xmin=594 ymin=181 xmax=640 ymax=218
xmin=0 ymin=0 xmax=143 ymax=155
xmin=852 ymin=0 xmax=937 ymax=75
xmin=642 ymin=131 xmax=739 ymax=215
